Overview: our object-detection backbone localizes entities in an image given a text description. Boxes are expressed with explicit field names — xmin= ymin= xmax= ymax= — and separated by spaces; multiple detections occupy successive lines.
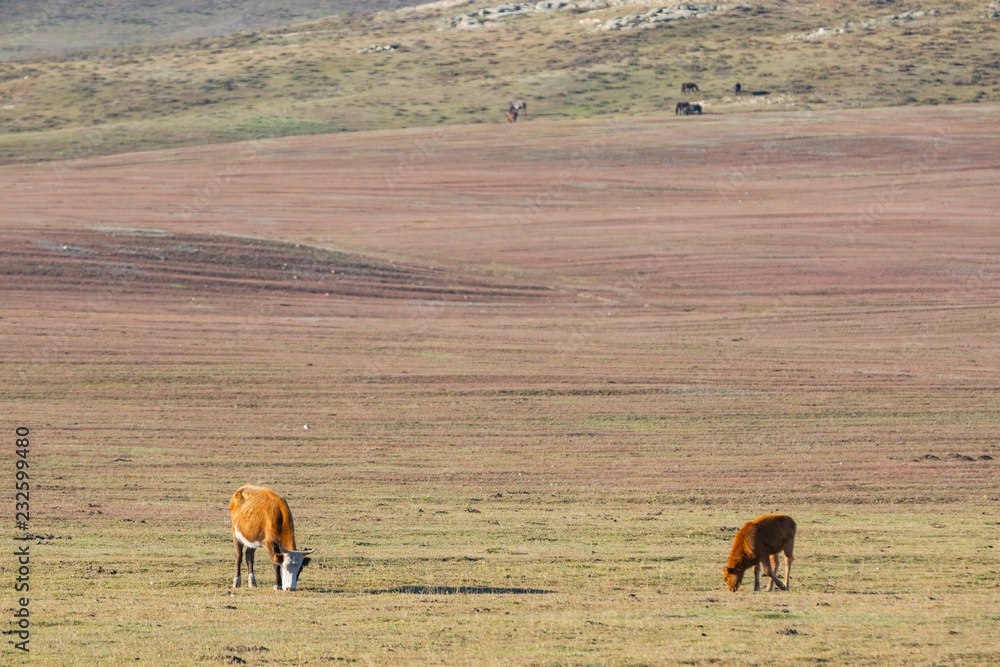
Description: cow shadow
xmin=750 ymin=90 xmax=771 ymax=96
xmin=311 ymin=585 xmax=556 ymax=595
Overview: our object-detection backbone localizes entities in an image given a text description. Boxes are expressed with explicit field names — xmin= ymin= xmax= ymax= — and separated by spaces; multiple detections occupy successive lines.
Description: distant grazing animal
xmin=734 ymin=82 xmax=742 ymax=96
xmin=723 ymin=514 xmax=796 ymax=592
xmin=508 ymin=108 xmax=518 ymax=123
xmin=675 ymin=101 xmax=690 ymax=115
xmin=230 ymin=484 xmax=315 ymax=591
xmin=681 ymin=82 xmax=699 ymax=94
xmin=684 ymin=103 xmax=702 ymax=115
xmin=509 ymin=100 xmax=527 ymax=117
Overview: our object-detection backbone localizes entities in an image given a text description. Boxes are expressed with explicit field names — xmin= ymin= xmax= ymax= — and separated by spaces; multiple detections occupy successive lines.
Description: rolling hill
xmin=1 ymin=0 xmax=998 ymax=164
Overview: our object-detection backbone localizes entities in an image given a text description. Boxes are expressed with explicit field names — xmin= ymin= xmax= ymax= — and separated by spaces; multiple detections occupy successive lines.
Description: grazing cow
xmin=723 ymin=514 xmax=796 ymax=592
xmin=510 ymin=100 xmax=527 ymax=117
xmin=681 ymin=82 xmax=699 ymax=94
xmin=734 ymin=82 xmax=742 ymax=96
xmin=675 ymin=101 xmax=690 ymax=115
xmin=230 ymin=484 xmax=315 ymax=591
xmin=684 ymin=103 xmax=702 ymax=115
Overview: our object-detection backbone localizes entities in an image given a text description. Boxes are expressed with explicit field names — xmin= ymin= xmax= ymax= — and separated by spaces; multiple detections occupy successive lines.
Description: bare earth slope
xmin=2 ymin=104 xmax=999 ymax=664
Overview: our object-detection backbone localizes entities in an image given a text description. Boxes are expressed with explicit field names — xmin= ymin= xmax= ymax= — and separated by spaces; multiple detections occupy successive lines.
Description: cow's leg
xmin=753 ymin=562 xmax=761 ymax=591
xmin=270 ymin=545 xmax=283 ymax=590
xmin=765 ymin=554 xmax=780 ymax=591
xmin=246 ymin=548 xmax=257 ymax=588
xmin=233 ymin=537 xmax=243 ymax=588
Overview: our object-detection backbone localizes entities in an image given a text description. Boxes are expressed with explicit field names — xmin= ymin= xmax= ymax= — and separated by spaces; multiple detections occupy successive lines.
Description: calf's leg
xmin=761 ymin=554 xmax=787 ymax=591
xmin=783 ymin=537 xmax=795 ymax=591
xmin=765 ymin=554 xmax=780 ymax=591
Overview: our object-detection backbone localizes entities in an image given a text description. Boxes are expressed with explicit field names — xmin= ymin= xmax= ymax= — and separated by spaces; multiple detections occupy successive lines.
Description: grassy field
xmin=2 ymin=104 xmax=999 ymax=664
xmin=2 ymin=0 xmax=999 ymax=162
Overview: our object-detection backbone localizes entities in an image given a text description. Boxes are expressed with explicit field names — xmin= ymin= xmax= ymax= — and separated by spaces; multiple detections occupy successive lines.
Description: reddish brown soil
xmin=2 ymin=104 xmax=998 ymax=507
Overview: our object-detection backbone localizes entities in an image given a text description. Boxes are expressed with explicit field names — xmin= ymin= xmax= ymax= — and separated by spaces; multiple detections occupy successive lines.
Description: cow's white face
xmin=278 ymin=547 xmax=314 ymax=591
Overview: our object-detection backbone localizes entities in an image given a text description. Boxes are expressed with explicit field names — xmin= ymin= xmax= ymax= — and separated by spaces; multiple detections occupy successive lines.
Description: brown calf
xmin=723 ymin=513 xmax=795 ymax=592
xmin=230 ymin=484 xmax=315 ymax=591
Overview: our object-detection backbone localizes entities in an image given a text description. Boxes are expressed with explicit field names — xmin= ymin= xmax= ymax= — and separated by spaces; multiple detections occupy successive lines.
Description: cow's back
xmin=230 ymin=485 xmax=296 ymax=548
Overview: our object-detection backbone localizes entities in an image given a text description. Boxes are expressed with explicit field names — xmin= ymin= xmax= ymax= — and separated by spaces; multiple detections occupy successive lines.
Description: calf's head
xmin=276 ymin=546 xmax=315 ymax=591
xmin=723 ymin=566 xmax=744 ymax=592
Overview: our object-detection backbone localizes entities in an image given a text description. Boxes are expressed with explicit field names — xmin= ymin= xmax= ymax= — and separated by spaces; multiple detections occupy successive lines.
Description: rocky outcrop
xmin=444 ymin=0 xmax=721 ymax=28
xmin=599 ymin=3 xmax=746 ymax=30
xmin=446 ymin=1 xmax=582 ymax=28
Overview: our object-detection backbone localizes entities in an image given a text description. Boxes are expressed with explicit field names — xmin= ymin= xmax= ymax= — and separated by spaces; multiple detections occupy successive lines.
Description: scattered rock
xmin=796 ymin=9 xmax=941 ymax=40
xmin=356 ymin=44 xmax=400 ymax=54
xmin=916 ymin=454 xmax=940 ymax=461
xmin=776 ymin=628 xmax=800 ymax=635
xmin=947 ymin=453 xmax=976 ymax=461
xmin=977 ymin=455 xmax=994 ymax=460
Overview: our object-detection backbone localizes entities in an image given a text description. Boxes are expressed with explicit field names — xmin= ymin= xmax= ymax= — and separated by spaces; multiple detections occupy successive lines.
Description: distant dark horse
xmin=734 ymin=82 xmax=742 ymax=96
xmin=681 ymin=82 xmax=699 ymax=94
xmin=684 ymin=103 xmax=702 ymax=115
xmin=510 ymin=100 xmax=527 ymax=117
xmin=675 ymin=101 xmax=690 ymax=115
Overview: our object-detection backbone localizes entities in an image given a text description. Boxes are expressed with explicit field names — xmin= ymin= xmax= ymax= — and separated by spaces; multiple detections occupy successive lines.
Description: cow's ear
xmin=301 ymin=557 xmax=311 ymax=568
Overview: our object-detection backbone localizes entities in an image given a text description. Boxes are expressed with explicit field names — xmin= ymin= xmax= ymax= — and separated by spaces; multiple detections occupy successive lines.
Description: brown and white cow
xmin=723 ymin=513 xmax=796 ymax=592
xmin=230 ymin=484 xmax=315 ymax=591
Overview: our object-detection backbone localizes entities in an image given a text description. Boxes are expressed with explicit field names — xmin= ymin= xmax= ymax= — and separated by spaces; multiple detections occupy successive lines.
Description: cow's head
xmin=723 ymin=566 xmax=744 ymax=592
xmin=277 ymin=546 xmax=315 ymax=591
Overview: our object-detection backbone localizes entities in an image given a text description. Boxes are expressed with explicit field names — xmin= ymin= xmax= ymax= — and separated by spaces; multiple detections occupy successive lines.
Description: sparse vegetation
xmin=1 ymin=0 xmax=999 ymax=162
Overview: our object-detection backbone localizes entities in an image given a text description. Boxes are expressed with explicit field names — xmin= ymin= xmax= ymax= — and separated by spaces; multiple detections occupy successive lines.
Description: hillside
xmin=0 ymin=0 xmax=432 ymax=61
xmin=1 ymin=0 xmax=998 ymax=163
